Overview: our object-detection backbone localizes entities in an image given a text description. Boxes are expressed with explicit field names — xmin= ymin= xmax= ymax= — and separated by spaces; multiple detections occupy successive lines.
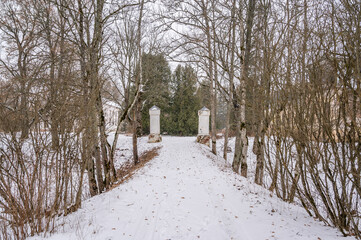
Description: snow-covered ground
xmin=29 ymin=136 xmax=355 ymax=240
xmin=110 ymin=134 xmax=162 ymax=169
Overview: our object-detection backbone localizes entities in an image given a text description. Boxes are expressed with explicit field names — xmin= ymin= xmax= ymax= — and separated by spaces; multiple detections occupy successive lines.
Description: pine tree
xmin=140 ymin=53 xmax=172 ymax=134
xmin=170 ymin=65 xmax=201 ymax=135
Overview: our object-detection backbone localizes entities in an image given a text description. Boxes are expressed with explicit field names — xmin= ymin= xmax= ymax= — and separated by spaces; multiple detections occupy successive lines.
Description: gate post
xmin=196 ymin=106 xmax=210 ymax=146
xmin=148 ymin=106 xmax=162 ymax=143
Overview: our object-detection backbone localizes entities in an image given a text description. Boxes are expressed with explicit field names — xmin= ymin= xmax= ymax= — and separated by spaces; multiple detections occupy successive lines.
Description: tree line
xmin=140 ymin=54 xmax=202 ymax=136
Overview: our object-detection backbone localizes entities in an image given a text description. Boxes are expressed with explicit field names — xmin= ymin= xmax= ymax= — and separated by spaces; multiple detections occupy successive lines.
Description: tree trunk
xmin=269 ymin=138 xmax=280 ymax=192
xmin=289 ymin=143 xmax=302 ymax=202
xmin=20 ymin=82 xmax=29 ymax=139
xmin=132 ymin=107 xmax=139 ymax=165
xmin=87 ymin=157 xmax=99 ymax=197
xmin=211 ymin=58 xmax=217 ymax=155
xmin=132 ymin=0 xmax=144 ymax=165
xmin=96 ymin=93 xmax=111 ymax=189
xmin=223 ymin=100 xmax=231 ymax=160
xmin=239 ymin=84 xmax=248 ymax=177
xmin=73 ymin=141 xmax=88 ymax=212
xmin=232 ymin=0 xmax=255 ymax=176
xmin=254 ymin=122 xmax=265 ymax=185
xmin=94 ymin=143 xmax=104 ymax=193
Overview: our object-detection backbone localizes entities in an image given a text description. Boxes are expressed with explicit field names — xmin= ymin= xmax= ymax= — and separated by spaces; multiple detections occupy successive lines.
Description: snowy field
xmin=29 ymin=136 xmax=356 ymax=240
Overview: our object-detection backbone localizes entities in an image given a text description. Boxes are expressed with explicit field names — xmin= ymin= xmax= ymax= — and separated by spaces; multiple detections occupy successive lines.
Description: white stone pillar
xmin=148 ymin=105 xmax=162 ymax=143
xmin=197 ymin=106 xmax=210 ymax=146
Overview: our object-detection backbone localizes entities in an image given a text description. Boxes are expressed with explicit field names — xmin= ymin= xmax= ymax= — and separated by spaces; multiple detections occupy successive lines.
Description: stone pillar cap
xmin=150 ymin=105 xmax=160 ymax=111
xmin=198 ymin=106 xmax=210 ymax=116
xmin=149 ymin=105 xmax=160 ymax=115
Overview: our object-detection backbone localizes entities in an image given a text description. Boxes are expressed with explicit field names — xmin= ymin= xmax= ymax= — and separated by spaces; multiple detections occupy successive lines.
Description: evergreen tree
xmin=140 ymin=58 xmax=201 ymax=136
xmin=140 ymin=53 xmax=172 ymax=134
xmin=170 ymin=65 xmax=201 ymax=135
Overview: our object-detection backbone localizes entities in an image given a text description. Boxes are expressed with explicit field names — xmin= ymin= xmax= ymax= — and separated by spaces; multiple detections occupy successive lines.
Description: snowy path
xmin=33 ymin=137 xmax=353 ymax=240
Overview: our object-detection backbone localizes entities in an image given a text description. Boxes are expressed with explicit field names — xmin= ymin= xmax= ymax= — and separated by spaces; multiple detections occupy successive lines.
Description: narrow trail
xmin=34 ymin=137 xmax=350 ymax=240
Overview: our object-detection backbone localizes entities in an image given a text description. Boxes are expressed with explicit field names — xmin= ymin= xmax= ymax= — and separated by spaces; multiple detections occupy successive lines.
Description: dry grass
xmin=108 ymin=146 xmax=162 ymax=191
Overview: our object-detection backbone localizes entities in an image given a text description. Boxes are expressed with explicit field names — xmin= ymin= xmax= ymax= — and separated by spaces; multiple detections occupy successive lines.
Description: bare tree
xmin=0 ymin=1 xmax=42 ymax=139
xmin=161 ymin=0 xmax=218 ymax=154
xmin=232 ymin=0 xmax=256 ymax=176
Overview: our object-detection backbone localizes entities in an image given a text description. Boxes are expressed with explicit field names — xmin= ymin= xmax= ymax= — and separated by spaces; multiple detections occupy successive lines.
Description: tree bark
xmin=96 ymin=93 xmax=111 ymax=189
xmin=223 ymin=100 xmax=231 ymax=160
xmin=132 ymin=105 xmax=139 ymax=165
xmin=254 ymin=122 xmax=265 ymax=185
